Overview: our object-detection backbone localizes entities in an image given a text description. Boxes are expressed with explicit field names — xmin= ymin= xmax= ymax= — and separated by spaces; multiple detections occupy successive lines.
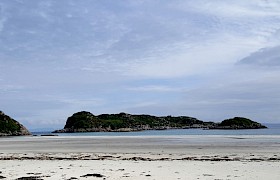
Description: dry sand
xmin=0 ymin=135 xmax=280 ymax=179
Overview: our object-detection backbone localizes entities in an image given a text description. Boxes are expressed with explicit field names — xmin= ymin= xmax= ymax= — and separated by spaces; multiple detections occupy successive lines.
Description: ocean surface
xmin=32 ymin=123 xmax=280 ymax=136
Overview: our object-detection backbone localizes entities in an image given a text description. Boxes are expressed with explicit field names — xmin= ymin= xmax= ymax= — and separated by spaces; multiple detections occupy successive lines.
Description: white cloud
xmin=0 ymin=84 xmax=24 ymax=92
xmin=127 ymin=35 xmax=265 ymax=78
xmin=0 ymin=17 xmax=6 ymax=33
xmin=1 ymin=0 xmax=280 ymax=128
xmin=127 ymin=85 xmax=183 ymax=92
xmin=0 ymin=3 xmax=7 ymax=33
xmin=175 ymin=0 xmax=280 ymax=17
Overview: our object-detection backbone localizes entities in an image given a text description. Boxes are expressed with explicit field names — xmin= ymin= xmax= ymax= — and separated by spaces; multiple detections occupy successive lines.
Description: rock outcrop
xmin=210 ymin=117 xmax=267 ymax=129
xmin=0 ymin=111 xmax=31 ymax=136
xmin=53 ymin=111 xmax=213 ymax=133
xmin=53 ymin=112 xmax=267 ymax=133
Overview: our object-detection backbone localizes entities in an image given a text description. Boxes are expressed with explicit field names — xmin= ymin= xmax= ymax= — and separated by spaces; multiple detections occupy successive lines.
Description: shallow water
xmin=32 ymin=123 xmax=280 ymax=136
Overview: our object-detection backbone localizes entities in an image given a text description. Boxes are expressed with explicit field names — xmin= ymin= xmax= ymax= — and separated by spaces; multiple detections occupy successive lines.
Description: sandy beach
xmin=1 ymin=135 xmax=280 ymax=179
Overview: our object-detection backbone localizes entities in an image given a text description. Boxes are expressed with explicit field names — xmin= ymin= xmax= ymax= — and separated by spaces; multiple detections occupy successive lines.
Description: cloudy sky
xmin=1 ymin=0 xmax=280 ymax=130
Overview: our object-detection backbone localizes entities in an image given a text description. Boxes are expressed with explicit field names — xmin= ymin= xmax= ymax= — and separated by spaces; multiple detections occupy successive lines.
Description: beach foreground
xmin=1 ymin=135 xmax=280 ymax=179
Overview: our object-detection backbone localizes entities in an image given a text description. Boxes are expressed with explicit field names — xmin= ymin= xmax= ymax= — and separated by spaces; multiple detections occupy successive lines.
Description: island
xmin=0 ymin=111 xmax=31 ymax=136
xmin=53 ymin=111 xmax=267 ymax=133
xmin=210 ymin=117 xmax=267 ymax=129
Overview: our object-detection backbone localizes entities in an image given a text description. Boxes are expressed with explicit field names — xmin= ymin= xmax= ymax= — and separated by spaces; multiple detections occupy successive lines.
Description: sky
xmin=1 ymin=0 xmax=280 ymax=130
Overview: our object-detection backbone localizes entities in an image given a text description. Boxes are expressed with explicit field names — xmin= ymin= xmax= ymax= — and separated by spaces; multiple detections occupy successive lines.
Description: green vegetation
xmin=0 ymin=111 xmax=31 ymax=136
xmin=55 ymin=111 xmax=215 ymax=133
xmin=53 ymin=112 xmax=267 ymax=133
xmin=0 ymin=117 xmax=21 ymax=133
xmin=0 ymin=111 xmax=21 ymax=133
xmin=217 ymin=117 xmax=267 ymax=129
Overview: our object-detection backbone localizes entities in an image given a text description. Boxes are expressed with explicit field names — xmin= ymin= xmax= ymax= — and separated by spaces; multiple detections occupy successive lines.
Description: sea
xmin=32 ymin=123 xmax=280 ymax=136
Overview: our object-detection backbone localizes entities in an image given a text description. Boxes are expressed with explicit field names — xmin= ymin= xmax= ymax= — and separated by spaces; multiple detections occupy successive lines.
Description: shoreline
xmin=1 ymin=135 xmax=280 ymax=179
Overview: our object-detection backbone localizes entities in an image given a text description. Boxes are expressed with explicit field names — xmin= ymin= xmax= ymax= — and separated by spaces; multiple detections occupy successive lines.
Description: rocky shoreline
xmin=52 ymin=125 xmax=210 ymax=133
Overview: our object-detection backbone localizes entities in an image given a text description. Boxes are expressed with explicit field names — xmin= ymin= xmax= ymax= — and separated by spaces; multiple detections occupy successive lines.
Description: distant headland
xmin=53 ymin=111 xmax=267 ymax=133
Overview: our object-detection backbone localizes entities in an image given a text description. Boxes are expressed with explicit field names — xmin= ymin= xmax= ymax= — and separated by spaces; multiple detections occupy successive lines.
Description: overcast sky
xmin=1 ymin=0 xmax=280 ymax=130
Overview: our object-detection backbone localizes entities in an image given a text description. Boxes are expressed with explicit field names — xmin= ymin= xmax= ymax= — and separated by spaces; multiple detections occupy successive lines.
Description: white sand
xmin=1 ymin=160 xmax=280 ymax=180
xmin=0 ymin=135 xmax=279 ymax=179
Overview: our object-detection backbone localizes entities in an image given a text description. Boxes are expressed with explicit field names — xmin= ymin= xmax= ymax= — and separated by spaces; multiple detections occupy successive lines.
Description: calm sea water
xmin=32 ymin=123 xmax=280 ymax=136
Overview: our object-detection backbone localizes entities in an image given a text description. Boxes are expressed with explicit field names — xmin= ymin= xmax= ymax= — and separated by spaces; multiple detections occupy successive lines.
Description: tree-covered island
xmin=53 ymin=111 xmax=267 ymax=133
